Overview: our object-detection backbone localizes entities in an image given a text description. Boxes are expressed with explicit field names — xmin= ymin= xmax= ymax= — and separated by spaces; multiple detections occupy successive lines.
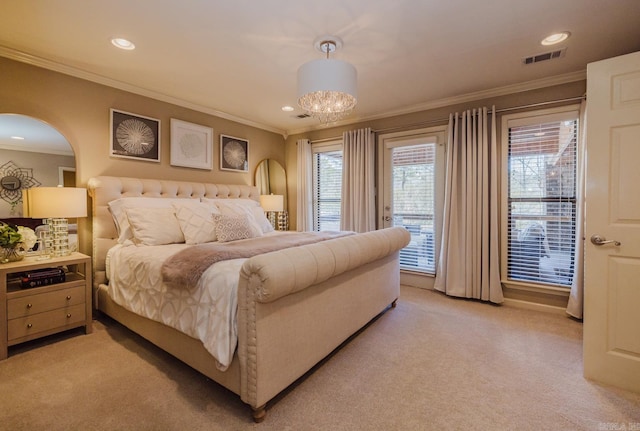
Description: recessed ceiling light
xmin=111 ymin=37 xmax=135 ymax=50
xmin=10 ymin=136 xmax=24 ymax=140
xmin=281 ymin=106 xmax=294 ymax=112
xmin=541 ymin=32 xmax=570 ymax=46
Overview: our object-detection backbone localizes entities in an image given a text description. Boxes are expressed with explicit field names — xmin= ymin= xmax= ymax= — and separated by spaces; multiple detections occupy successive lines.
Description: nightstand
xmin=0 ymin=252 xmax=92 ymax=360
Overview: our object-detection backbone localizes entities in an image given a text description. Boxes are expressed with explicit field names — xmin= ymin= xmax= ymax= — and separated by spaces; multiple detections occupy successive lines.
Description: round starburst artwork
xmin=223 ymin=140 xmax=247 ymax=170
xmin=116 ymin=119 xmax=155 ymax=155
xmin=179 ymin=133 xmax=205 ymax=159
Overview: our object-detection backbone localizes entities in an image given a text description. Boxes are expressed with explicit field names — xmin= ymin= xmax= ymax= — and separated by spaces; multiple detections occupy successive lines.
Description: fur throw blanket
xmin=161 ymin=231 xmax=353 ymax=288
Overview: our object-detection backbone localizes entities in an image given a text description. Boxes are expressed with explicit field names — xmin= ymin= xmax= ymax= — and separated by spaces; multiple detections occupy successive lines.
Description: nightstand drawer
xmin=7 ymin=285 xmax=85 ymax=319
xmin=7 ymin=304 xmax=86 ymax=342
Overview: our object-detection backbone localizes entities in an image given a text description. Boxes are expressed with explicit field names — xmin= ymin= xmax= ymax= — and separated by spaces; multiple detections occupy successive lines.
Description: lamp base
xmin=42 ymin=218 xmax=72 ymax=257
xmin=266 ymin=211 xmax=289 ymax=231
xmin=277 ymin=211 xmax=289 ymax=231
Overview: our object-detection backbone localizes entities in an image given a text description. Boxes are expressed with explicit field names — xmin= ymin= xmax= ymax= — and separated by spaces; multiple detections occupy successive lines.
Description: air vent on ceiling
xmin=295 ymin=113 xmax=311 ymax=119
xmin=523 ymin=48 xmax=566 ymax=65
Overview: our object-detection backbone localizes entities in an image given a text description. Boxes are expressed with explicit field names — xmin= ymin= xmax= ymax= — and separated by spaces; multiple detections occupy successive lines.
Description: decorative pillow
xmin=173 ymin=202 xmax=219 ymax=244
xmin=108 ymin=197 xmax=197 ymax=244
xmin=213 ymin=213 xmax=262 ymax=243
xmin=125 ymin=207 xmax=185 ymax=246
xmin=250 ymin=206 xmax=275 ymax=233
xmin=203 ymin=198 xmax=274 ymax=234
xmin=202 ymin=197 xmax=259 ymax=207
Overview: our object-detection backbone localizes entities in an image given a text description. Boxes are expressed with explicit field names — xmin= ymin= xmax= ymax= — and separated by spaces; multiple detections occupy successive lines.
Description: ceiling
xmin=1 ymin=0 xmax=639 ymax=137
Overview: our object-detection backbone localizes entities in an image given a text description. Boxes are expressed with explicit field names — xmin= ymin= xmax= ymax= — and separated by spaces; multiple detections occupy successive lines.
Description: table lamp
xmin=22 ymin=186 xmax=87 ymax=257
xmin=259 ymin=194 xmax=287 ymax=230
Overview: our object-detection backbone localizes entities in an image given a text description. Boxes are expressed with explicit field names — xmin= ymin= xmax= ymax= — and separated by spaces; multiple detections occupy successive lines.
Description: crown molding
xmin=2 ymin=45 xmax=585 ymax=139
xmin=0 ymin=45 xmax=287 ymax=137
xmin=286 ymin=70 xmax=586 ymax=136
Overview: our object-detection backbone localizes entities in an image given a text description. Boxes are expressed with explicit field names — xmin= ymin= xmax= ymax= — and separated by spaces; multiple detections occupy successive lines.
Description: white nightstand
xmin=0 ymin=252 xmax=92 ymax=360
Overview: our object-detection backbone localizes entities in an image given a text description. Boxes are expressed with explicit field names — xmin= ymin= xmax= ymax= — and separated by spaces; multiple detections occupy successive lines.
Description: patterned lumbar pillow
xmin=213 ymin=213 xmax=262 ymax=243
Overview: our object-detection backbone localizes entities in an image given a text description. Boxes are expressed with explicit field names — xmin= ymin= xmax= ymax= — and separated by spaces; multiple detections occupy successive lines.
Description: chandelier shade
xmin=297 ymin=39 xmax=357 ymax=123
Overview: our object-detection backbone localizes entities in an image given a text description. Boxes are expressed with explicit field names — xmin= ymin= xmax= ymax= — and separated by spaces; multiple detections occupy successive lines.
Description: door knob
xmin=590 ymin=234 xmax=621 ymax=246
xmin=383 ymin=216 xmax=391 ymax=222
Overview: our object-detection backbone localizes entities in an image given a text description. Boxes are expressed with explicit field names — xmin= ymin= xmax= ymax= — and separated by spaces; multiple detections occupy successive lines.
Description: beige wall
xmin=0 ymin=56 xmax=286 ymax=253
xmin=285 ymin=80 xmax=586 ymax=229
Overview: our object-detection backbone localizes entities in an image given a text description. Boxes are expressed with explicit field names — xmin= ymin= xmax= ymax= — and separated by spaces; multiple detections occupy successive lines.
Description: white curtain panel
xmin=341 ymin=128 xmax=376 ymax=232
xmin=434 ymin=107 xmax=503 ymax=303
xmin=566 ymin=99 xmax=587 ymax=319
xmin=296 ymin=138 xmax=313 ymax=231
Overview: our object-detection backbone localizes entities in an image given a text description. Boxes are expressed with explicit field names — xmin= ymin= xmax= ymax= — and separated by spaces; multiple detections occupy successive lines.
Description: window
xmin=312 ymin=141 xmax=342 ymax=231
xmin=502 ymin=108 xmax=579 ymax=287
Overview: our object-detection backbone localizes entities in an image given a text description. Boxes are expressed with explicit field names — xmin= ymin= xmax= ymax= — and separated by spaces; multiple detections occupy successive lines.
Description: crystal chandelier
xmin=297 ymin=37 xmax=357 ymax=124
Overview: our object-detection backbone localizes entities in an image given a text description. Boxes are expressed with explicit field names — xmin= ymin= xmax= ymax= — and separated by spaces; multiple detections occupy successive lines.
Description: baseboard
xmin=400 ymin=271 xmax=435 ymax=289
xmin=502 ymin=297 xmax=568 ymax=316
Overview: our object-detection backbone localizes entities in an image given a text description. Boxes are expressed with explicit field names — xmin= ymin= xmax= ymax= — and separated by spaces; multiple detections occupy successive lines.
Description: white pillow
xmin=202 ymin=197 xmax=259 ymax=210
xmin=213 ymin=213 xmax=262 ymax=243
xmin=108 ymin=197 xmax=197 ymax=243
xmin=125 ymin=207 xmax=185 ymax=246
xmin=203 ymin=198 xmax=274 ymax=234
xmin=173 ymin=202 xmax=220 ymax=244
xmin=249 ymin=206 xmax=275 ymax=233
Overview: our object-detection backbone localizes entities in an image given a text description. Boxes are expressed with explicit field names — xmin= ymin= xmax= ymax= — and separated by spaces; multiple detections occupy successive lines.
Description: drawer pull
xmin=27 ymin=323 xmax=33 ymax=329
xmin=66 ymin=313 xmax=71 ymax=318
xmin=66 ymin=295 xmax=72 ymax=300
xmin=26 ymin=303 xmax=33 ymax=309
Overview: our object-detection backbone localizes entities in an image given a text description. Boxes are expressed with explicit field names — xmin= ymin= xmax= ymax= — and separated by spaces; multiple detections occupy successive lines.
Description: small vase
xmin=1 ymin=247 xmax=25 ymax=263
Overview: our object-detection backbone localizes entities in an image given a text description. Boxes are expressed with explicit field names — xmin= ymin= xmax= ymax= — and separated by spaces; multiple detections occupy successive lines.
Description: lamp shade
xmin=23 ymin=187 xmax=87 ymax=218
xmin=297 ymin=58 xmax=357 ymax=123
xmin=260 ymin=194 xmax=284 ymax=212
xmin=297 ymin=59 xmax=358 ymax=100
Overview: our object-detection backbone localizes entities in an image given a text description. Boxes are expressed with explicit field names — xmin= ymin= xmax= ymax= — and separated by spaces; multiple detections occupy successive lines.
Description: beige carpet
xmin=1 ymin=286 xmax=639 ymax=430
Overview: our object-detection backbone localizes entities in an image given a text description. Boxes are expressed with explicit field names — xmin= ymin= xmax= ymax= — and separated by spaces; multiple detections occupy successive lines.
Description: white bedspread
xmin=106 ymin=243 xmax=245 ymax=371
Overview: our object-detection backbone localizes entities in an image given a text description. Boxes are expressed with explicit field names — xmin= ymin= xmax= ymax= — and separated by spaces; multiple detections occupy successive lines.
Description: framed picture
xmin=220 ymin=134 xmax=249 ymax=172
xmin=110 ymin=109 xmax=160 ymax=162
xmin=170 ymin=119 xmax=213 ymax=170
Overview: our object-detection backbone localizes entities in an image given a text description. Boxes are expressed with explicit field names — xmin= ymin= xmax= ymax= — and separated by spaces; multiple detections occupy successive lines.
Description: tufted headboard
xmin=87 ymin=176 xmax=260 ymax=290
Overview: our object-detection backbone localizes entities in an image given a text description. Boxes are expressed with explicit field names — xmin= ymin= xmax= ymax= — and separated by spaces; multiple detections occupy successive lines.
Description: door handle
xmin=590 ymin=234 xmax=621 ymax=246
xmin=383 ymin=216 xmax=391 ymax=222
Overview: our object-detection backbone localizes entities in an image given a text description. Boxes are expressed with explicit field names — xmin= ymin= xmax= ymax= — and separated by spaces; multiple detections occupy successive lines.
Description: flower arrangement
xmin=0 ymin=222 xmax=37 ymax=250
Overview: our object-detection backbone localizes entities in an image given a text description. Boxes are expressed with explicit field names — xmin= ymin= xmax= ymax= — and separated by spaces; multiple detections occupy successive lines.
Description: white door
xmin=378 ymin=127 xmax=446 ymax=276
xmin=584 ymin=51 xmax=640 ymax=393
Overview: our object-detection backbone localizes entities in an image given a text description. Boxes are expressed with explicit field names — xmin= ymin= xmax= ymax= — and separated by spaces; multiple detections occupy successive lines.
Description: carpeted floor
xmin=1 ymin=285 xmax=639 ymax=430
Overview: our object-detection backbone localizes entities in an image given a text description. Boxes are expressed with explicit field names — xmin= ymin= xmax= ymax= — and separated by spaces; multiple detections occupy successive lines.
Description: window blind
xmin=313 ymin=150 xmax=343 ymax=231
xmin=507 ymin=119 xmax=577 ymax=286
xmin=392 ymin=143 xmax=436 ymax=272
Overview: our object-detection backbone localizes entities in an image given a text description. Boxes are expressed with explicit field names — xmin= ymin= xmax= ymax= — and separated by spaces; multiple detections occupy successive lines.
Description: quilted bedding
xmin=106 ymin=242 xmax=247 ymax=370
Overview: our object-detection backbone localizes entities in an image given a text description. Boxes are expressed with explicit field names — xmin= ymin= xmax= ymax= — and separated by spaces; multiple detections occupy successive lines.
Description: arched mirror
xmin=255 ymin=158 xmax=287 ymax=209
xmin=0 ymin=114 xmax=75 ymax=220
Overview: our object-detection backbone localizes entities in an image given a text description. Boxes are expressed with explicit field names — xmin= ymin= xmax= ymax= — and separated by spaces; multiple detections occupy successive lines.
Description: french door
xmin=379 ymin=127 xmax=446 ymax=275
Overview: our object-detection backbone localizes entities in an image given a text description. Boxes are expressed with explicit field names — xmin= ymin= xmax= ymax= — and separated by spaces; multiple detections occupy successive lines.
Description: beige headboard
xmin=87 ymin=176 xmax=260 ymax=289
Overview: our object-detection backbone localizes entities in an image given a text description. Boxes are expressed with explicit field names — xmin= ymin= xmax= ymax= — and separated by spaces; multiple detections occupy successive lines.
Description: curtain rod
xmin=309 ymin=95 xmax=585 ymax=143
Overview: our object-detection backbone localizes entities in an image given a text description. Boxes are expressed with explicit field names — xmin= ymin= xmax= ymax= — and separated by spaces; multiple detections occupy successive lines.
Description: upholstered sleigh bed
xmin=87 ymin=175 xmax=410 ymax=422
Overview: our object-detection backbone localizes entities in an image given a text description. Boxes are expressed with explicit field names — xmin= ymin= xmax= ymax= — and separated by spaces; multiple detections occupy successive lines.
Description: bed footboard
xmin=236 ymin=227 xmax=410 ymax=414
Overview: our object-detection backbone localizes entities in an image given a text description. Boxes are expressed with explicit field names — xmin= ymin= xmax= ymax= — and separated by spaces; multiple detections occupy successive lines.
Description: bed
xmin=87 ymin=175 xmax=410 ymax=422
